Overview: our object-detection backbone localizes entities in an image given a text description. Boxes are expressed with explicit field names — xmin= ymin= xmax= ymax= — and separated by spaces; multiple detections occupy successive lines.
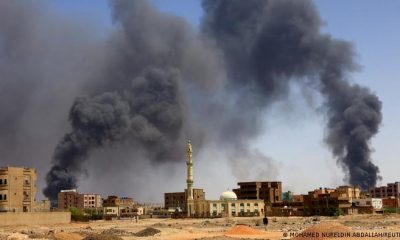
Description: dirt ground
xmin=1 ymin=214 xmax=400 ymax=240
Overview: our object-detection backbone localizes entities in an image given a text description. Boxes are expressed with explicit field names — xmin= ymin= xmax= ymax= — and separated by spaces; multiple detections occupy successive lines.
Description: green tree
xmin=69 ymin=207 xmax=88 ymax=222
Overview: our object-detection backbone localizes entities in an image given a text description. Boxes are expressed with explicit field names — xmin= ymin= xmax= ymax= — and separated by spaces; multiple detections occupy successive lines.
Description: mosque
xmin=164 ymin=141 xmax=265 ymax=217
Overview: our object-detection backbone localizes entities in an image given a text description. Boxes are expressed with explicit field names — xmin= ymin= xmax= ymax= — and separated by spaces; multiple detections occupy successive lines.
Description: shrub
xmin=69 ymin=207 xmax=89 ymax=222
xmin=383 ymin=207 xmax=397 ymax=214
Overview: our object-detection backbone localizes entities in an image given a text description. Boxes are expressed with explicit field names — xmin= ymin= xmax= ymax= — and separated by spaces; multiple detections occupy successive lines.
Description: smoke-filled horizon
xmin=0 ymin=0 xmax=382 ymax=201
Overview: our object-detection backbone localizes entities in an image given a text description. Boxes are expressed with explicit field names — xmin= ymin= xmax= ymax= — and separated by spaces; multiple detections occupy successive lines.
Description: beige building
xmin=78 ymin=194 xmax=102 ymax=209
xmin=34 ymin=199 xmax=51 ymax=212
xmin=207 ymin=191 xmax=264 ymax=217
xmin=331 ymin=186 xmax=360 ymax=202
xmin=100 ymin=206 xmax=120 ymax=217
xmin=101 ymin=195 xmax=138 ymax=218
xmin=0 ymin=166 xmax=37 ymax=212
xmin=57 ymin=189 xmax=101 ymax=209
xmin=99 ymin=205 xmax=143 ymax=218
xmin=103 ymin=195 xmax=134 ymax=207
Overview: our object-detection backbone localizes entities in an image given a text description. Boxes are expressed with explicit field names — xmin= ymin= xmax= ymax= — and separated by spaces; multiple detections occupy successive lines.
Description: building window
xmin=3 ymin=194 xmax=6 ymax=200
xmin=0 ymin=195 xmax=2 ymax=200
xmin=240 ymin=203 xmax=244 ymax=213
xmin=3 ymin=179 xmax=6 ymax=184
xmin=0 ymin=179 xmax=2 ymax=185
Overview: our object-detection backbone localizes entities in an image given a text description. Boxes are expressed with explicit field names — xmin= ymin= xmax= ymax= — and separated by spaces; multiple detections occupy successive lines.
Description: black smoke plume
xmin=43 ymin=68 xmax=188 ymax=199
xmin=43 ymin=0 xmax=224 ymax=200
xmin=0 ymin=0 xmax=382 ymax=200
xmin=201 ymin=0 xmax=382 ymax=190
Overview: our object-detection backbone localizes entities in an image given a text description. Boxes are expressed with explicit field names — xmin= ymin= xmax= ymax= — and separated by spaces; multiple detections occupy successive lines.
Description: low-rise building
xmin=103 ymin=195 xmax=135 ymax=207
xmin=34 ymin=200 xmax=51 ymax=212
xmin=352 ymin=198 xmax=382 ymax=210
xmin=100 ymin=207 xmax=119 ymax=217
xmin=100 ymin=195 xmax=140 ymax=218
xmin=382 ymin=197 xmax=399 ymax=208
xmin=332 ymin=186 xmax=360 ymax=202
xmin=206 ymin=191 xmax=264 ymax=217
xmin=271 ymin=201 xmax=304 ymax=216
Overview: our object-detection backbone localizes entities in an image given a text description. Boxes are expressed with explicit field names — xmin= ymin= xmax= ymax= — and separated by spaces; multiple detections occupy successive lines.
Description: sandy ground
xmin=1 ymin=214 xmax=400 ymax=240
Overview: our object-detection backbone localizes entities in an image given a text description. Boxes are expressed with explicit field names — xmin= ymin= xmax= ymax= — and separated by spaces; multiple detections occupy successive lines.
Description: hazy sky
xmin=24 ymin=0 xmax=400 ymax=201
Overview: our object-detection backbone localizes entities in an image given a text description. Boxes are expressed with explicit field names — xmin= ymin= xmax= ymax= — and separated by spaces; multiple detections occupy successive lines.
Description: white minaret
xmin=186 ymin=140 xmax=194 ymax=216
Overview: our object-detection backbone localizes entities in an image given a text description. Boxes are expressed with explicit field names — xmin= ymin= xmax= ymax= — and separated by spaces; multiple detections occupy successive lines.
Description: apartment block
xmin=57 ymin=189 xmax=102 ymax=209
xmin=370 ymin=182 xmax=400 ymax=198
xmin=233 ymin=181 xmax=282 ymax=203
xmin=164 ymin=192 xmax=186 ymax=210
xmin=0 ymin=166 xmax=37 ymax=212
xmin=57 ymin=189 xmax=79 ymax=209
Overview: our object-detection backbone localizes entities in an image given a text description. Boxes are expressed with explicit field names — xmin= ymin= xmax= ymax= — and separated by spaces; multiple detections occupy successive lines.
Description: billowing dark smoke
xmin=0 ymin=0 xmax=381 ymax=201
xmin=201 ymin=0 xmax=382 ymax=190
xmin=43 ymin=0 xmax=224 ymax=200
xmin=44 ymin=67 xmax=188 ymax=199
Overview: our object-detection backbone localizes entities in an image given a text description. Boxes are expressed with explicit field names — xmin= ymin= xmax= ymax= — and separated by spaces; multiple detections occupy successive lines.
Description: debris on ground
xmin=101 ymin=228 xmax=133 ymax=236
xmin=152 ymin=222 xmax=167 ymax=228
xmin=83 ymin=233 xmax=123 ymax=240
xmin=54 ymin=232 xmax=84 ymax=240
xmin=292 ymin=222 xmax=352 ymax=240
xmin=195 ymin=237 xmax=253 ymax=240
xmin=225 ymin=225 xmax=266 ymax=235
xmin=5 ymin=233 xmax=29 ymax=239
xmin=28 ymin=232 xmax=55 ymax=239
xmin=134 ymin=227 xmax=161 ymax=237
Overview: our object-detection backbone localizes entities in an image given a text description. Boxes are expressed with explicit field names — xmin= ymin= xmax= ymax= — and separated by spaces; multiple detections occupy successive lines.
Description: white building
xmin=353 ymin=198 xmax=383 ymax=210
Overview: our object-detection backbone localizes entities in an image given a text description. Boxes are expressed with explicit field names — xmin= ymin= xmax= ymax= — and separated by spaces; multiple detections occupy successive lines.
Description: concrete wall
xmin=0 ymin=212 xmax=71 ymax=226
